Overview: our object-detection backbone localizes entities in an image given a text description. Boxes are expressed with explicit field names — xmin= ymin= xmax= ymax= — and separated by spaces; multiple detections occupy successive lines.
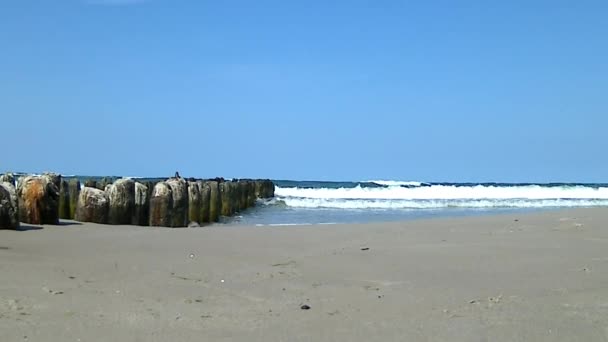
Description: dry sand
xmin=1 ymin=208 xmax=608 ymax=341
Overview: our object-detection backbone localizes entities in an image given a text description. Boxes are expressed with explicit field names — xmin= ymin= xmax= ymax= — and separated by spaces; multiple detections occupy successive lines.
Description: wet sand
xmin=1 ymin=208 xmax=608 ymax=341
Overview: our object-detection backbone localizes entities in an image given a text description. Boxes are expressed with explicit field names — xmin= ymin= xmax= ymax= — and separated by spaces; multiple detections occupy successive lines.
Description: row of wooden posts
xmin=0 ymin=173 xmax=275 ymax=229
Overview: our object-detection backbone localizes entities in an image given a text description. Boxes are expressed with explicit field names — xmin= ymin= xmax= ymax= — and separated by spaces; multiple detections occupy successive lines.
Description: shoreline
xmin=228 ymin=205 xmax=584 ymax=227
xmin=13 ymin=205 xmax=568 ymax=229
xmin=2 ymin=208 xmax=608 ymax=341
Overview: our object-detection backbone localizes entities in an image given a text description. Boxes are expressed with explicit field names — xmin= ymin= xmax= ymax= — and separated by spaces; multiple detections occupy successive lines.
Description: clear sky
xmin=1 ymin=0 xmax=606 ymax=182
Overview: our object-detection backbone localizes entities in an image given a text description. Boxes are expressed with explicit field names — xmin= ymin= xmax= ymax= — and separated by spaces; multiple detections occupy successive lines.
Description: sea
xmin=230 ymin=180 xmax=608 ymax=226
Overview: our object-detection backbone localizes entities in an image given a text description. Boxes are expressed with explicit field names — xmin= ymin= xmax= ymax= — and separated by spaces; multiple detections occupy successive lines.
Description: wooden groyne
xmin=0 ymin=173 xmax=275 ymax=229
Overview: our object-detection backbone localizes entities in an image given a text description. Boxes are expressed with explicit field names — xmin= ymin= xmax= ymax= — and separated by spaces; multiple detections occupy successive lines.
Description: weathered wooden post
xmin=207 ymin=181 xmax=220 ymax=222
xmin=17 ymin=175 xmax=60 ymax=225
xmin=187 ymin=180 xmax=201 ymax=225
xmin=166 ymin=178 xmax=188 ymax=227
xmin=68 ymin=179 xmax=80 ymax=219
xmin=108 ymin=178 xmax=136 ymax=225
xmin=75 ymin=187 xmax=109 ymax=224
xmin=0 ymin=182 xmax=19 ymax=229
xmin=59 ymin=179 xmax=71 ymax=219
xmin=133 ymin=182 xmax=150 ymax=226
xmin=149 ymin=182 xmax=173 ymax=227
xmin=199 ymin=181 xmax=211 ymax=223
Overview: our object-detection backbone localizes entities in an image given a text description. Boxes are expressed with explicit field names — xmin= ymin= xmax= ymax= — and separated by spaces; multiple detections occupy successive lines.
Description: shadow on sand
xmin=58 ymin=221 xmax=83 ymax=227
xmin=14 ymin=224 xmax=44 ymax=231
xmin=3 ymin=221 xmax=82 ymax=231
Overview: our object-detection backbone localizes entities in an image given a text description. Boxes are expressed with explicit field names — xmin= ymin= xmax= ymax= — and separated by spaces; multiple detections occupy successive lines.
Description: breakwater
xmin=0 ymin=172 xmax=274 ymax=229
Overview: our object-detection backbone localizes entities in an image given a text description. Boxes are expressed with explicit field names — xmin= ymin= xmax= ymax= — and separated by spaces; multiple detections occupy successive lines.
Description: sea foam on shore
xmin=273 ymin=181 xmax=608 ymax=209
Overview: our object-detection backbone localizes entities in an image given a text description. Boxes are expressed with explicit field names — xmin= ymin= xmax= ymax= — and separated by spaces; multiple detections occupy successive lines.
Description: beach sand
xmin=1 ymin=208 xmax=608 ymax=341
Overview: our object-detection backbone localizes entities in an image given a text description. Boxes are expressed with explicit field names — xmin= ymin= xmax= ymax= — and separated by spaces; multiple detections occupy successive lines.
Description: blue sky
xmin=1 ymin=0 xmax=606 ymax=182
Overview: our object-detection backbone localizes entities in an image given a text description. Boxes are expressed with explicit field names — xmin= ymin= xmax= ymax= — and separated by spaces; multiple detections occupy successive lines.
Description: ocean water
xmin=228 ymin=180 xmax=608 ymax=226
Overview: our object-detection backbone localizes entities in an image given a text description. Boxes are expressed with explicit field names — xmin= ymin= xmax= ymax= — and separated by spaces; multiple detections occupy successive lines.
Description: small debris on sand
xmin=272 ymin=260 xmax=296 ymax=267
xmin=361 ymin=247 xmax=370 ymax=251
xmin=489 ymin=294 xmax=503 ymax=304
xmin=300 ymin=305 xmax=311 ymax=310
xmin=42 ymin=287 xmax=64 ymax=295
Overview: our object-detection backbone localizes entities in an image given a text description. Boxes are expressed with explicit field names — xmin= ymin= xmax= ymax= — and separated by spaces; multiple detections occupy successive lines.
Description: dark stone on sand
xmin=75 ymin=187 xmax=109 ymax=224
xmin=0 ymin=182 xmax=19 ymax=229
xmin=300 ymin=305 xmax=311 ymax=310
xmin=17 ymin=175 xmax=60 ymax=225
xmin=149 ymin=182 xmax=173 ymax=227
xmin=108 ymin=178 xmax=136 ymax=225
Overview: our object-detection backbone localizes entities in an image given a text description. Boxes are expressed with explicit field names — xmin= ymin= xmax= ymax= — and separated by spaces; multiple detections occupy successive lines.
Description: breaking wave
xmin=273 ymin=182 xmax=608 ymax=209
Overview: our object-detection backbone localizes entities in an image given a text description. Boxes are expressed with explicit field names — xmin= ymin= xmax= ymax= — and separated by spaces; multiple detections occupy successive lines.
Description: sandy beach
xmin=1 ymin=208 xmax=608 ymax=341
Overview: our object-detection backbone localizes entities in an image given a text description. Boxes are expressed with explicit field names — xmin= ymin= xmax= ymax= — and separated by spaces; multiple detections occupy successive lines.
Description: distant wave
xmin=275 ymin=197 xmax=608 ymax=209
xmin=366 ymin=180 xmax=427 ymax=187
xmin=272 ymin=182 xmax=608 ymax=210
xmin=275 ymin=185 xmax=608 ymax=200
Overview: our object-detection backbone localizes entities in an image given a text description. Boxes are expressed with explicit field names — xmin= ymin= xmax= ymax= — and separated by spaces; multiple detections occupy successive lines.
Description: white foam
xmin=273 ymin=183 xmax=608 ymax=210
xmin=278 ymin=197 xmax=608 ymax=209
xmin=275 ymin=185 xmax=608 ymax=200
xmin=366 ymin=180 xmax=424 ymax=187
